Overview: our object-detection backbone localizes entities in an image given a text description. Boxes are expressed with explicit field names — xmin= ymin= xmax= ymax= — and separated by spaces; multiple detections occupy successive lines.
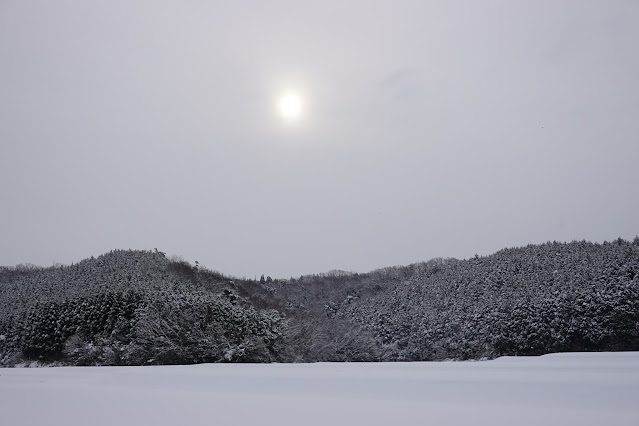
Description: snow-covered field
xmin=2 ymin=352 xmax=638 ymax=426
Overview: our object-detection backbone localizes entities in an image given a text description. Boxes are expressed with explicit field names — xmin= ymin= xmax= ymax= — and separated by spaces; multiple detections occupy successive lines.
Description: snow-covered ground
xmin=1 ymin=352 xmax=638 ymax=426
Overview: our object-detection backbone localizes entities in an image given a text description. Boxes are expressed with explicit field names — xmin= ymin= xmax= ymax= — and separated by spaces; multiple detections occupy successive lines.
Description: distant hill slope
xmin=0 ymin=250 xmax=285 ymax=365
xmin=272 ymin=239 xmax=639 ymax=360
xmin=1 ymin=239 xmax=638 ymax=365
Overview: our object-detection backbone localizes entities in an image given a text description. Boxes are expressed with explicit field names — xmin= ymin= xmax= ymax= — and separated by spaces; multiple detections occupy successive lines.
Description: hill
xmin=1 ymin=239 xmax=638 ymax=365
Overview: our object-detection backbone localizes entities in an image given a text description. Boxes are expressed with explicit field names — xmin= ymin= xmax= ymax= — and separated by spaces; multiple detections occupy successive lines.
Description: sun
xmin=278 ymin=92 xmax=303 ymax=121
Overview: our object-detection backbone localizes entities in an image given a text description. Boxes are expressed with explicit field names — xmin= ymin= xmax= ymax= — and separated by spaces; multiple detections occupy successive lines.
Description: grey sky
xmin=1 ymin=1 xmax=638 ymax=278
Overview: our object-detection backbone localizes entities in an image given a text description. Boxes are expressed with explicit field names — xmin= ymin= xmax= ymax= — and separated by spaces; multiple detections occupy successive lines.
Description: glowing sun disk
xmin=278 ymin=93 xmax=302 ymax=120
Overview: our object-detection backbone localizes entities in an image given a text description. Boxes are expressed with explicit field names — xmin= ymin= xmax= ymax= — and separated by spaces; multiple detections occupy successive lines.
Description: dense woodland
xmin=1 ymin=238 xmax=638 ymax=366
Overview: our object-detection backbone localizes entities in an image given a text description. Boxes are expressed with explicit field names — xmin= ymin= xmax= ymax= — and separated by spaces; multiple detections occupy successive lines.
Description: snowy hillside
xmin=2 ymin=352 xmax=638 ymax=426
xmin=1 ymin=239 xmax=638 ymax=365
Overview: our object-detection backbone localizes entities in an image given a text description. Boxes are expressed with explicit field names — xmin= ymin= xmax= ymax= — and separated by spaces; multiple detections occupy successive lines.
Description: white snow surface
xmin=2 ymin=352 xmax=638 ymax=426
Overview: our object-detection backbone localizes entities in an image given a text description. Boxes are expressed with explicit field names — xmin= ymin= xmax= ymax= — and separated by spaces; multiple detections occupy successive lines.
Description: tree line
xmin=1 ymin=239 xmax=638 ymax=365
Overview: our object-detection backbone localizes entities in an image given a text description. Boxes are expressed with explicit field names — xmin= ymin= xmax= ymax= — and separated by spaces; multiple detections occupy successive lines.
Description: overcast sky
xmin=1 ymin=0 xmax=638 ymax=278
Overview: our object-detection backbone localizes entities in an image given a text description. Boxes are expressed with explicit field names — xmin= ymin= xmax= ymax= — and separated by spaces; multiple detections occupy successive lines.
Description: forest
xmin=1 ymin=238 xmax=638 ymax=366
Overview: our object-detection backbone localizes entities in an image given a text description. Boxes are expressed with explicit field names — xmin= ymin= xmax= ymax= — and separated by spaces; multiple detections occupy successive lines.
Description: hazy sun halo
xmin=278 ymin=92 xmax=302 ymax=121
